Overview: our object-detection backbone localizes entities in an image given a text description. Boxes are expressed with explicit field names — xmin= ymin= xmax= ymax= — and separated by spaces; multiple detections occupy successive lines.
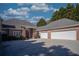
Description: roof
xmin=37 ymin=18 xmax=79 ymax=31
xmin=0 ymin=19 xmax=2 ymax=24
xmin=2 ymin=19 xmax=37 ymax=29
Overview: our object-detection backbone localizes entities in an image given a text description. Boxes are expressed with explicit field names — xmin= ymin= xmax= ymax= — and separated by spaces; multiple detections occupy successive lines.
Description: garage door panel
xmin=51 ymin=31 xmax=76 ymax=40
xmin=39 ymin=32 xmax=48 ymax=39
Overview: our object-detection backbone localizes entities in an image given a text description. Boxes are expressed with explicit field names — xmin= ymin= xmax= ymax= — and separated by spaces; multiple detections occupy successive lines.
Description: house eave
xmin=37 ymin=24 xmax=79 ymax=31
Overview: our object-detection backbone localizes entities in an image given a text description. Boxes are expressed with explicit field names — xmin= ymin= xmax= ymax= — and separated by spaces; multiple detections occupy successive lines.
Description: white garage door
xmin=39 ymin=32 xmax=48 ymax=39
xmin=51 ymin=31 xmax=77 ymax=40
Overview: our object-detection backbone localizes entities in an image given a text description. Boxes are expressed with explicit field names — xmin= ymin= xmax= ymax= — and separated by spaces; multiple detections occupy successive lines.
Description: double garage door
xmin=39 ymin=31 xmax=77 ymax=40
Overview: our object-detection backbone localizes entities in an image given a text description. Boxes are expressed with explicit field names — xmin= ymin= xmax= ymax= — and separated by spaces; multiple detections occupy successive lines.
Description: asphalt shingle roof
xmin=3 ymin=19 xmax=37 ymax=28
xmin=37 ymin=18 xmax=79 ymax=31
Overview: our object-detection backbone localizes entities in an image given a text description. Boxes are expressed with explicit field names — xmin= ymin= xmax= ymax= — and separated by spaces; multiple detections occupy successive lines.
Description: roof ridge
xmin=49 ymin=18 xmax=78 ymax=24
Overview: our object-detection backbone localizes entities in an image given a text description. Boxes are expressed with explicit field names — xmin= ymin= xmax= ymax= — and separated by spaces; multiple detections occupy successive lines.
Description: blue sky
xmin=0 ymin=3 xmax=68 ymax=24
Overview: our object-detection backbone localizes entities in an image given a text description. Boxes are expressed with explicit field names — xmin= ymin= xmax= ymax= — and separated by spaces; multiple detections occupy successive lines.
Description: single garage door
xmin=39 ymin=32 xmax=48 ymax=39
xmin=51 ymin=31 xmax=77 ymax=40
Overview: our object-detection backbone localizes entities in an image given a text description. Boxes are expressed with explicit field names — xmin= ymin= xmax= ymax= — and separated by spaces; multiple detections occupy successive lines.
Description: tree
xmin=50 ymin=7 xmax=67 ymax=22
xmin=75 ymin=4 xmax=79 ymax=21
xmin=76 ymin=4 xmax=79 ymax=15
xmin=49 ymin=3 xmax=79 ymax=23
xmin=37 ymin=18 xmax=47 ymax=27
xmin=66 ymin=3 xmax=74 ymax=9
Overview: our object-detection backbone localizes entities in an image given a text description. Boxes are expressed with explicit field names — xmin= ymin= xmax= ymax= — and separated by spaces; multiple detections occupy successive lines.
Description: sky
xmin=0 ymin=3 xmax=67 ymax=24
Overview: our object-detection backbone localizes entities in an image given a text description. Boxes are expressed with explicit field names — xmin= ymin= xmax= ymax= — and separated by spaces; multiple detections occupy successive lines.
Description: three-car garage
xmin=39 ymin=30 xmax=77 ymax=40
xmin=37 ymin=18 xmax=79 ymax=40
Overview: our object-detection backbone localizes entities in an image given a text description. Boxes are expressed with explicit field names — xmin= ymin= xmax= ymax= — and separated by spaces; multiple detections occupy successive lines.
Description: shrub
xmin=2 ymin=34 xmax=26 ymax=41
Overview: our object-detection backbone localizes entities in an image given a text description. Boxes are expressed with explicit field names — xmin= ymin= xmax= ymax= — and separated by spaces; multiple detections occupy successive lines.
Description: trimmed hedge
xmin=2 ymin=34 xmax=26 ymax=41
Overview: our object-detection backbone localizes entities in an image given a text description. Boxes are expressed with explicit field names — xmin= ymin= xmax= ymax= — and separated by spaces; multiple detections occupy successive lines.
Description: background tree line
xmin=37 ymin=3 xmax=79 ymax=27
xmin=50 ymin=3 xmax=79 ymax=22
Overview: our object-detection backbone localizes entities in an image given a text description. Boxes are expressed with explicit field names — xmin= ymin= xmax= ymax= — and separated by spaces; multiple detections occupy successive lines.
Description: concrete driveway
xmin=1 ymin=39 xmax=79 ymax=56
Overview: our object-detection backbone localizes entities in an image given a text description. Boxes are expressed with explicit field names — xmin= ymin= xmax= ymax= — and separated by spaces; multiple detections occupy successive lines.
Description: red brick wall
xmin=21 ymin=28 xmax=26 ymax=38
xmin=9 ymin=29 xmax=13 ymax=36
xmin=77 ymin=27 xmax=79 ymax=40
xmin=48 ymin=31 xmax=51 ymax=39
xmin=39 ymin=26 xmax=79 ymax=40
xmin=9 ymin=29 xmax=22 ymax=37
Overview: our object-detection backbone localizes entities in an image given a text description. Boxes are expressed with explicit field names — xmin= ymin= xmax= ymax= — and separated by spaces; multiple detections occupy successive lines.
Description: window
xmin=13 ymin=31 xmax=21 ymax=37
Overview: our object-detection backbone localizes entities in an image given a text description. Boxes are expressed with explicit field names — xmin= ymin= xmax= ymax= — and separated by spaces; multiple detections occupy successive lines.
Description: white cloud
xmin=1 ymin=3 xmax=59 ymax=23
xmin=30 ymin=16 xmax=50 ymax=21
xmin=28 ymin=16 xmax=45 ymax=24
xmin=2 ymin=7 xmax=30 ymax=19
xmin=50 ymin=7 xmax=59 ymax=12
xmin=29 ymin=16 xmax=50 ymax=24
xmin=45 ymin=18 xmax=50 ymax=21
xmin=32 ymin=16 xmax=44 ymax=20
xmin=0 ymin=14 xmax=8 ymax=19
xmin=17 ymin=3 xmax=59 ymax=12
xmin=0 ymin=13 xmax=28 ymax=20
xmin=30 ymin=20 xmax=38 ymax=24
xmin=31 ymin=3 xmax=49 ymax=12
xmin=5 ymin=7 xmax=30 ymax=16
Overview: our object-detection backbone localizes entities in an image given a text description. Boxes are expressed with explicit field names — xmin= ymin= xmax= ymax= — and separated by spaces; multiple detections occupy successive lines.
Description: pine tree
xmin=49 ymin=3 xmax=79 ymax=23
xmin=66 ymin=3 xmax=74 ymax=9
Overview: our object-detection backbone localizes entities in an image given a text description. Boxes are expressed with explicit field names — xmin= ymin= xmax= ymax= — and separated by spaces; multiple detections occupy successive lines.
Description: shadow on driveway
xmin=1 ymin=40 xmax=79 ymax=56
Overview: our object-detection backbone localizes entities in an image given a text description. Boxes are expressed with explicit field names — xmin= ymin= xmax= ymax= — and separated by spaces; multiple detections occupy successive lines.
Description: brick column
xmin=48 ymin=31 xmax=51 ymax=39
xmin=28 ymin=29 xmax=31 ymax=38
xmin=32 ymin=29 xmax=36 ymax=39
xmin=77 ymin=29 xmax=79 ymax=40
xmin=22 ymin=28 xmax=26 ymax=38
xmin=9 ymin=29 xmax=12 ymax=36
xmin=32 ymin=32 xmax=35 ymax=39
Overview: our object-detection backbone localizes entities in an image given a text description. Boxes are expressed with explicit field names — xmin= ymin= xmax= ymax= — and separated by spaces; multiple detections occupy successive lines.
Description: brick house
xmin=0 ymin=20 xmax=1 ymax=33
xmin=0 ymin=18 xmax=2 ymax=33
xmin=2 ymin=19 xmax=36 ymax=39
xmin=37 ymin=18 xmax=79 ymax=40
